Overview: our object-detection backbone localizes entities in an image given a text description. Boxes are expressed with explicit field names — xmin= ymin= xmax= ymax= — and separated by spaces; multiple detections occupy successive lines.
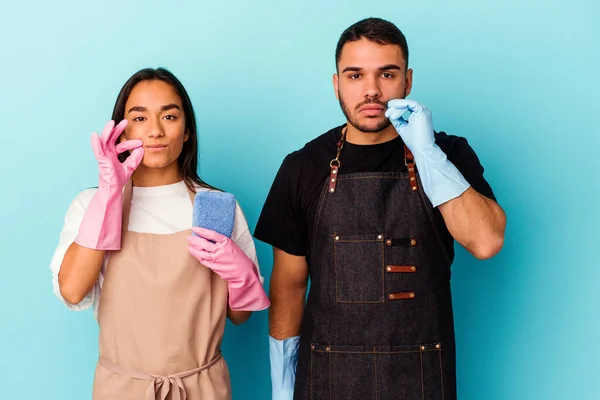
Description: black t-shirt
xmin=254 ymin=124 xmax=497 ymax=257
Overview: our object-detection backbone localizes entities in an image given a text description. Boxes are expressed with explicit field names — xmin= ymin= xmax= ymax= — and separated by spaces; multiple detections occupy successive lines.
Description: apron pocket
xmin=333 ymin=233 xmax=385 ymax=304
xmin=310 ymin=343 xmax=444 ymax=400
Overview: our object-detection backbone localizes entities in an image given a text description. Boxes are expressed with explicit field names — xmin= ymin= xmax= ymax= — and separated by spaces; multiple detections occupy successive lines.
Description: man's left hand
xmin=385 ymin=99 xmax=436 ymax=157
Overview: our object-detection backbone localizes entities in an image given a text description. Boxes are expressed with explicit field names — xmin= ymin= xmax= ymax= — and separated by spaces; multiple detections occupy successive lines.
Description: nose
xmin=362 ymin=74 xmax=382 ymax=100
xmin=148 ymin=116 xmax=165 ymax=139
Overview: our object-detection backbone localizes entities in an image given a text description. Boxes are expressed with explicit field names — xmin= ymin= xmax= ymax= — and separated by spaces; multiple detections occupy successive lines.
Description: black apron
xmin=294 ymin=130 xmax=457 ymax=400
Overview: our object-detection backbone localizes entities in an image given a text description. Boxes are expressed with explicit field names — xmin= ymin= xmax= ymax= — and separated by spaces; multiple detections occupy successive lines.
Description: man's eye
xmin=349 ymin=74 xmax=360 ymax=80
xmin=382 ymin=73 xmax=393 ymax=78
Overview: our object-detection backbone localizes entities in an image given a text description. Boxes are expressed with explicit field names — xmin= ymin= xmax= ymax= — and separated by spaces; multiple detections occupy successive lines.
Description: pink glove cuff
xmin=227 ymin=266 xmax=270 ymax=311
xmin=74 ymin=186 xmax=124 ymax=251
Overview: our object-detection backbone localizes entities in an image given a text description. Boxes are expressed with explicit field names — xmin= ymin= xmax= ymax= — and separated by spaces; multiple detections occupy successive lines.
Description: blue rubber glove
xmin=385 ymin=99 xmax=470 ymax=207
xmin=269 ymin=335 xmax=300 ymax=400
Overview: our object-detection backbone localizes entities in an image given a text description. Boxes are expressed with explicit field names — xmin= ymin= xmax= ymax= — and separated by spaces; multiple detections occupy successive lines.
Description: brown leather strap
xmin=328 ymin=161 xmax=340 ymax=194
xmin=386 ymin=265 xmax=417 ymax=273
xmin=385 ymin=238 xmax=417 ymax=247
xmin=404 ymin=145 xmax=418 ymax=192
xmin=328 ymin=129 xmax=346 ymax=194
xmin=388 ymin=292 xmax=416 ymax=300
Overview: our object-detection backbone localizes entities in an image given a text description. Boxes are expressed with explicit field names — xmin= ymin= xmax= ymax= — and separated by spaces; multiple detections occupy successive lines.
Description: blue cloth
xmin=192 ymin=191 xmax=236 ymax=238
xmin=269 ymin=335 xmax=299 ymax=400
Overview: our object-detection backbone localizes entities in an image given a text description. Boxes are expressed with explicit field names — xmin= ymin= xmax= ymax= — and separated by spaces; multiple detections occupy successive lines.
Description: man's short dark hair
xmin=335 ymin=17 xmax=409 ymax=70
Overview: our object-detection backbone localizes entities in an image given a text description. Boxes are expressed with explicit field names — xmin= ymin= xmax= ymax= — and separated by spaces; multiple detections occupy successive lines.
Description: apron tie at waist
xmin=98 ymin=352 xmax=222 ymax=400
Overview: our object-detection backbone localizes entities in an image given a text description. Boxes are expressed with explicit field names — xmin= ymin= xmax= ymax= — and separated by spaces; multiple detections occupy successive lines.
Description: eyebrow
xmin=379 ymin=64 xmax=402 ymax=71
xmin=341 ymin=64 xmax=403 ymax=73
xmin=127 ymin=104 xmax=182 ymax=114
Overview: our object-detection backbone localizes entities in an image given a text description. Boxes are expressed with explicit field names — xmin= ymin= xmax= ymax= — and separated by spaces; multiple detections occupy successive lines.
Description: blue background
xmin=0 ymin=0 xmax=598 ymax=399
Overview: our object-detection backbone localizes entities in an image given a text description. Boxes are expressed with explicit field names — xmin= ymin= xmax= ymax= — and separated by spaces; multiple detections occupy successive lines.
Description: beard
xmin=338 ymin=89 xmax=406 ymax=133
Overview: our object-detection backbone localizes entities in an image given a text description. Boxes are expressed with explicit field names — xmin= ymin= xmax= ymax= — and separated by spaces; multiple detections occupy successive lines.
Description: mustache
xmin=355 ymin=98 xmax=387 ymax=111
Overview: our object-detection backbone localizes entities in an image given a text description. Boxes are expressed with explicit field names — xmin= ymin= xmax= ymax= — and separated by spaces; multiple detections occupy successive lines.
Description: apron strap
xmin=404 ymin=146 xmax=419 ymax=192
xmin=121 ymin=180 xmax=134 ymax=234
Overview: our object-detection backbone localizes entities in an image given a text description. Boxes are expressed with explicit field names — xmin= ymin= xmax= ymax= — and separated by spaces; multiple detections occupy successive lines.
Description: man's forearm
xmin=438 ymin=187 xmax=506 ymax=259
xmin=269 ymin=280 xmax=307 ymax=339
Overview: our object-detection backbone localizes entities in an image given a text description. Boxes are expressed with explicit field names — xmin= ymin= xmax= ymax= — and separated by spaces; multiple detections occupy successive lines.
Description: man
xmin=255 ymin=17 xmax=506 ymax=400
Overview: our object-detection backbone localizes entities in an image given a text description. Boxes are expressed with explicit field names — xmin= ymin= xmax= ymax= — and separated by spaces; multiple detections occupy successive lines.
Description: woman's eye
xmin=164 ymin=115 xmax=177 ymax=121
xmin=132 ymin=116 xmax=145 ymax=122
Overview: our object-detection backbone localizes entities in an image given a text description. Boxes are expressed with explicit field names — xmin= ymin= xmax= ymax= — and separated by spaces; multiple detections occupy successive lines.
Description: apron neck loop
xmin=121 ymin=179 xmax=197 ymax=234
xmin=327 ymin=126 xmax=418 ymax=194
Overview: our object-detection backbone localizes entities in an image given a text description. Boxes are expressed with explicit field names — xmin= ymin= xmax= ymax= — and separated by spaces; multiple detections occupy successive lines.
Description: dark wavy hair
xmin=112 ymin=67 xmax=218 ymax=192
xmin=335 ymin=17 xmax=409 ymax=70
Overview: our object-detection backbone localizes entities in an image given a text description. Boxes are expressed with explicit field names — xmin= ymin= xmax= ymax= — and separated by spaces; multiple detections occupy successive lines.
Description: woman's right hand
xmin=92 ymin=119 xmax=144 ymax=190
xmin=74 ymin=120 xmax=144 ymax=251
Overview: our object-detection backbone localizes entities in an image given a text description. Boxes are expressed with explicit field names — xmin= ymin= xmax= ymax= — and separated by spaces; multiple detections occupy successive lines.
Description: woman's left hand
xmin=187 ymin=227 xmax=270 ymax=311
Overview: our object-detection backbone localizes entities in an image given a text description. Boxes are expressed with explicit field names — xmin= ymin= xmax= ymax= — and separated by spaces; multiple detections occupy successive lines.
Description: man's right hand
xmin=268 ymin=248 xmax=309 ymax=399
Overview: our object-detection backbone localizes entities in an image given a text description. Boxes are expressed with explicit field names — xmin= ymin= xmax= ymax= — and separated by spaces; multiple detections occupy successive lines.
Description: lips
xmin=145 ymin=144 xmax=167 ymax=152
xmin=359 ymin=105 xmax=385 ymax=116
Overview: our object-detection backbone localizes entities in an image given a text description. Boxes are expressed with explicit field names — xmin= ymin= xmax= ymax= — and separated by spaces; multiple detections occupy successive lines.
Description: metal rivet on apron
xmin=377 ymin=235 xmax=382 ymax=240
xmin=331 ymin=178 xmax=336 ymax=183
xmin=412 ymin=186 xmax=417 ymax=191
xmin=332 ymin=170 xmax=337 ymax=174
xmin=411 ymin=266 xmax=416 ymax=272
xmin=436 ymin=344 xmax=440 ymax=349
xmin=386 ymin=239 xmax=392 ymax=246
xmin=335 ymin=236 xmax=339 ymax=241
xmin=330 ymin=188 xmax=335 ymax=193
xmin=410 ymin=177 xmax=415 ymax=181
xmin=311 ymin=345 xmax=315 ymax=350
xmin=420 ymin=345 xmax=426 ymax=351
xmin=325 ymin=346 xmax=330 ymax=352
xmin=408 ymin=167 xmax=414 ymax=172
xmin=389 ymin=294 xmax=395 ymax=300
xmin=386 ymin=266 xmax=392 ymax=272
xmin=410 ymin=239 xmax=417 ymax=246
xmin=409 ymin=293 xmax=415 ymax=298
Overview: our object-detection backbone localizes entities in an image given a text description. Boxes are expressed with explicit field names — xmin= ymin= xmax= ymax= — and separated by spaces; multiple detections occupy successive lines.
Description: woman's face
xmin=121 ymin=80 xmax=189 ymax=170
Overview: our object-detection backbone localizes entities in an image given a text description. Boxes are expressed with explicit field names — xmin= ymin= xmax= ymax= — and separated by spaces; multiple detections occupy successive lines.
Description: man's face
xmin=334 ymin=38 xmax=412 ymax=133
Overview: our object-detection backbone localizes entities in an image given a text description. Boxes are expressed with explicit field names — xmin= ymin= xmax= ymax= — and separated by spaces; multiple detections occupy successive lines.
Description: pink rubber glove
xmin=187 ymin=227 xmax=270 ymax=311
xmin=74 ymin=120 xmax=144 ymax=250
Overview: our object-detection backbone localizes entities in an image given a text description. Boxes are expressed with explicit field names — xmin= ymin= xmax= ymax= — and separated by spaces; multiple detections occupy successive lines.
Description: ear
xmin=404 ymin=68 xmax=414 ymax=97
xmin=333 ymin=73 xmax=339 ymax=100
xmin=184 ymin=129 xmax=190 ymax=142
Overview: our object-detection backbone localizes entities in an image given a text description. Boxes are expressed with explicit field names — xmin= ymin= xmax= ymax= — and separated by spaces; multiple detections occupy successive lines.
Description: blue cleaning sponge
xmin=192 ymin=191 xmax=236 ymax=238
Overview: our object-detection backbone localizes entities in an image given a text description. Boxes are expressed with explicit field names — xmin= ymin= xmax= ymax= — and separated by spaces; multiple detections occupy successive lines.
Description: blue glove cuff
xmin=414 ymin=145 xmax=470 ymax=207
xmin=269 ymin=335 xmax=300 ymax=400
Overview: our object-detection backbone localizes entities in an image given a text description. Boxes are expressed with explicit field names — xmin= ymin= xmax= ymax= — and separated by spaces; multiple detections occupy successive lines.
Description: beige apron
xmin=92 ymin=182 xmax=231 ymax=400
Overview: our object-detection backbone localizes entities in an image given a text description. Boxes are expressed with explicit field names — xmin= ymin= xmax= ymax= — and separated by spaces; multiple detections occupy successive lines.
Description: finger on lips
xmin=116 ymin=139 xmax=143 ymax=154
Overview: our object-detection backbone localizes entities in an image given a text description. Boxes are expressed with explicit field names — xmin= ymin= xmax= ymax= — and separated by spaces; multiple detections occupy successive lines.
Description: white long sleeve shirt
xmin=49 ymin=180 xmax=263 ymax=319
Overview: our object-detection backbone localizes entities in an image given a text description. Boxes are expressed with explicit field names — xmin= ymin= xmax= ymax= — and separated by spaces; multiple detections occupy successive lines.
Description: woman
xmin=49 ymin=67 xmax=269 ymax=399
